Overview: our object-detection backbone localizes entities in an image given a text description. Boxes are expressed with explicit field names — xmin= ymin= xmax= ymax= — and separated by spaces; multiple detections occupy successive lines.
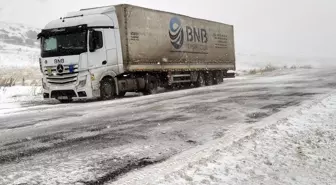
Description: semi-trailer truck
xmin=38 ymin=4 xmax=236 ymax=103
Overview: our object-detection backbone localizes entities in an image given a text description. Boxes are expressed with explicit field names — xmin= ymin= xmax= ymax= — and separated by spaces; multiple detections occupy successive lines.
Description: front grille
xmin=44 ymin=65 xmax=79 ymax=85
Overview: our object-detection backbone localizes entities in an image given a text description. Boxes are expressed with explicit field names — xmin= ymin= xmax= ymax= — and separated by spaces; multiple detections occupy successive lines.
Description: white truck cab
xmin=39 ymin=6 xmax=123 ymax=102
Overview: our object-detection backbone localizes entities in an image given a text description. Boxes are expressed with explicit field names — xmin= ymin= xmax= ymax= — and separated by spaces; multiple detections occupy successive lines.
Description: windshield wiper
xmin=57 ymin=45 xmax=65 ymax=52
xmin=62 ymin=46 xmax=84 ymax=49
xmin=57 ymin=45 xmax=84 ymax=51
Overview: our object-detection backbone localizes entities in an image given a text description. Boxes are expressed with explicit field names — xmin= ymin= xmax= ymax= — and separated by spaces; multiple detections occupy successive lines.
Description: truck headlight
xmin=78 ymin=76 xmax=87 ymax=87
xmin=42 ymin=80 xmax=49 ymax=90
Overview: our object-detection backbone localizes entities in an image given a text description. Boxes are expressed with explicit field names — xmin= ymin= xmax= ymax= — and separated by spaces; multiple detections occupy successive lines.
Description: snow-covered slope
xmin=0 ymin=21 xmax=40 ymax=47
xmin=0 ymin=22 xmax=41 ymax=85
xmin=0 ymin=21 xmax=40 ymax=68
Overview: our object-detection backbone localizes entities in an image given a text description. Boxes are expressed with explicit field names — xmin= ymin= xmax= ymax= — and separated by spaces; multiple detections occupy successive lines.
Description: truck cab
xmin=38 ymin=6 xmax=124 ymax=102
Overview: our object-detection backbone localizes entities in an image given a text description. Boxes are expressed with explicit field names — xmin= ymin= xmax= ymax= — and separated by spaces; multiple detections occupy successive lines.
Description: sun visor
xmin=37 ymin=24 xmax=88 ymax=39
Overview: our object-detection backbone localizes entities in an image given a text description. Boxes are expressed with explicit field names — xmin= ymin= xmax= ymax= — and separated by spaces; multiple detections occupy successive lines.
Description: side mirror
xmin=89 ymin=30 xmax=96 ymax=52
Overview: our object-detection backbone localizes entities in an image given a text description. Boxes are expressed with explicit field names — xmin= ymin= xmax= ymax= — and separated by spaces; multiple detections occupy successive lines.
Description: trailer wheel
xmin=205 ymin=72 xmax=214 ymax=86
xmin=143 ymin=76 xmax=158 ymax=95
xmin=100 ymin=77 xmax=116 ymax=100
xmin=196 ymin=72 xmax=206 ymax=87
xmin=214 ymin=71 xmax=224 ymax=84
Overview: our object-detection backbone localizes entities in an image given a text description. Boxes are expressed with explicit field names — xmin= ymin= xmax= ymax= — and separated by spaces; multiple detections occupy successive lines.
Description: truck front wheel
xmin=100 ymin=78 xmax=116 ymax=100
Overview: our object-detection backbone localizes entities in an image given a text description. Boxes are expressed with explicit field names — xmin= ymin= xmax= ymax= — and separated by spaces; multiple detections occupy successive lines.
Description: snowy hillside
xmin=236 ymin=52 xmax=336 ymax=71
xmin=0 ymin=22 xmax=41 ymax=86
xmin=0 ymin=21 xmax=40 ymax=68
xmin=0 ymin=21 xmax=40 ymax=47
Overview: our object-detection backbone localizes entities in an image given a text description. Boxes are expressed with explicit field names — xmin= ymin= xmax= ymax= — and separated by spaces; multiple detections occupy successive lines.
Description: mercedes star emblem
xmin=57 ymin=64 xmax=64 ymax=73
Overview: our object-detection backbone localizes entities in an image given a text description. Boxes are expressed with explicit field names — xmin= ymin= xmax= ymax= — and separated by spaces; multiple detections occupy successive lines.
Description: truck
xmin=38 ymin=4 xmax=235 ymax=103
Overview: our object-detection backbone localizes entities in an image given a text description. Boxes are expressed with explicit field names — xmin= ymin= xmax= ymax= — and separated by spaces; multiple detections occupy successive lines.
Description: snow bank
xmin=0 ymin=86 xmax=42 ymax=103
xmin=0 ymin=86 xmax=43 ymax=114
xmin=113 ymin=91 xmax=336 ymax=185
xmin=0 ymin=42 xmax=39 ymax=68
xmin=236 ymin=52 xmax=336 ymax=71
xmin=0 ymin=42 xmax=41 ymax=87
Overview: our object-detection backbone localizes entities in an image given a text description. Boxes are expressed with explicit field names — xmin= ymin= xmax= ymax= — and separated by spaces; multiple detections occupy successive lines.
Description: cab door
xmin=102 ymin=29 xmax=119 ymax=71
xmin=88 ymin=29 xmax=107 ymax=68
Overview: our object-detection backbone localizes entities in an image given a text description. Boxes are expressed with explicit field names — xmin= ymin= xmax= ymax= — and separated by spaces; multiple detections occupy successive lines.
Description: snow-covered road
xmin=115 ymin=82 xmax=336 ymax=185
xmin=1 ymin=68 xmax=336 ymax=185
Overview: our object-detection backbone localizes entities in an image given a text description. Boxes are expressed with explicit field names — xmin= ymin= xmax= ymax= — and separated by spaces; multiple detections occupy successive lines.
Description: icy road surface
xmin=1 ymin=68 xmax=336 ymax=185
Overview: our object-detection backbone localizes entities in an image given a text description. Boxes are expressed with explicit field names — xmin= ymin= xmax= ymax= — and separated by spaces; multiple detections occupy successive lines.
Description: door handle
xmin=102 ymin=61 xmax=107 ymax=65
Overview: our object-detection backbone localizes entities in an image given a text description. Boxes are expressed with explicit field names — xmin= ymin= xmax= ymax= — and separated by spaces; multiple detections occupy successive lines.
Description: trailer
xmin=38 ymin=4 xmax=235 ymax=102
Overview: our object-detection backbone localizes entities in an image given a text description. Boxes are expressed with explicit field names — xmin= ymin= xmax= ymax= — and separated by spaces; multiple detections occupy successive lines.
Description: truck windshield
xmin=41 ymin=31 xmax=87 ymax=57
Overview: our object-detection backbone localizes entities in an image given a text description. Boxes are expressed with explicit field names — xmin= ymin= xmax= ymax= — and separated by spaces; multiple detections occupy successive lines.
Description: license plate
xmin=58 ymin=96 xmax=68 ymax=100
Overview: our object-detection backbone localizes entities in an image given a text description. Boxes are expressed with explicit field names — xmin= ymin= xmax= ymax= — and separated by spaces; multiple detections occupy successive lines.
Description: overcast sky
xmin=0 ymin=0 xmax=335 ymax=58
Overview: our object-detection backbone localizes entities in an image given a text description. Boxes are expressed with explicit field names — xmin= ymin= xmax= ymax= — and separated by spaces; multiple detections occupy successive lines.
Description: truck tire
xmin=205 ymin=72 xmax=214 ymax=86
xmin=143 ymin=76 xmax=158 ymax=95
xmin=214 ymin=71 xmax=224 ymax=84
xmin=100 ymin=77 xmax=116 ymax=100
xmin=196 ymin=72 xmax=206 ymax=87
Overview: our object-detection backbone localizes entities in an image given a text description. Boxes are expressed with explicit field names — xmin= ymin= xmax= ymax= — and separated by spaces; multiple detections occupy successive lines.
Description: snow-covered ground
xmin=0 ymin=41 xmax=41 ymax=85
xmin=0 ymin=86 xmax=43 ymax=115
xmin=0 ymin=85 xmax=42 ymax=102
xmin=113 ymin=90 xmax=336 ymax=185
xmin=1 ymin=68 xmax=336 ymax=185
xmin=0 ymin=42 xmax=39 ymax=68
xmin=1 ymin=20 xmax=336 ymax=185
xmin=0 ymin=44 xmax=41 ymax=89
xmin=236 ymin=52 xmax=336 ymax=71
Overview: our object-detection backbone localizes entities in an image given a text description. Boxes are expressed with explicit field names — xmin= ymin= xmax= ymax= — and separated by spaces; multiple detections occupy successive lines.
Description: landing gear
xmin=143 ymin=75 xmax=158 ymax=95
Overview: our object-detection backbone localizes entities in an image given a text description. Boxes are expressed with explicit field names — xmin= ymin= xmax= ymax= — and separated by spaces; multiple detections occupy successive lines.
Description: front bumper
xmin=42 ymin=74 xmax=97 ymax=100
